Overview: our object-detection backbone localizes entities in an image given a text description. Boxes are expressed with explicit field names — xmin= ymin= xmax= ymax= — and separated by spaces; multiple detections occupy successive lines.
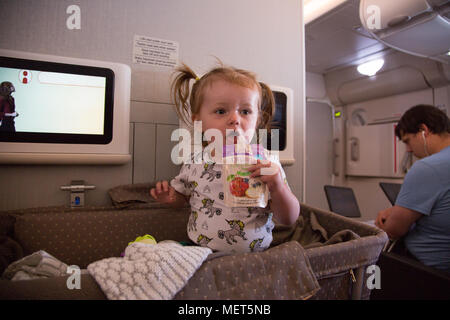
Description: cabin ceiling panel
xmin=305 ymin=0 xmax=388 ymax=74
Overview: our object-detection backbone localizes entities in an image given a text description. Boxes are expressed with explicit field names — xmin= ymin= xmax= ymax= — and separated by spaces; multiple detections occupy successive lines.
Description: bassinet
xmin=0 ymin=196 xmax=387 ymax=300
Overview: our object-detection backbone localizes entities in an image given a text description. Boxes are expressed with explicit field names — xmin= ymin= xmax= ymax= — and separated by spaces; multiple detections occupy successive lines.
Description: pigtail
xmin=171 ymin=63 xmax=199 ymax=126
xmin=258 ymin=82 xmax=275 ymax=130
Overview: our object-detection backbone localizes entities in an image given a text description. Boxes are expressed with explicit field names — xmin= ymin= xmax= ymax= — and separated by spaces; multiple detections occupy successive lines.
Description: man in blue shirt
xmin=376 ymin=104 xmax=450 ymax=272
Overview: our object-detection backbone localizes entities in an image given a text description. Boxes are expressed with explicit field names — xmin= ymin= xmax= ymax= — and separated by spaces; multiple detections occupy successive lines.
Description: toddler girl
xmin=150 ymin=62 xmax=299 ymax=253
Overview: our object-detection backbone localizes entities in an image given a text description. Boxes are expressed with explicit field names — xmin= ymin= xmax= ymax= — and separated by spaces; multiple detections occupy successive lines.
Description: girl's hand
xmin=150 ymin=180 xmax=176 ymax=204
xmin=247 ymin=160 xmax=284 ymax=192
xmin=248 ymin=159 xmax=299 ymax=225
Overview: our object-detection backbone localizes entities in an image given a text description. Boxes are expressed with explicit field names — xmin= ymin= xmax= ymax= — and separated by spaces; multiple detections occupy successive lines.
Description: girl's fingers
xmin=247 ymin=160 xmax=271 ymax=173
xmin=150 ymin=182 xmax=173 ymax=202
xmin=249 ymin=161 xmax=277 ymax=178
xmin=154 ymin=181 xmax=170 ymax=194
xmin=155 ymin=181 xmax=162 ymax=193
xmin=250 ymin=168 xmax=261 ymax=178
xmin=168 ymin=186 xmax=176 ymax=201
xmin=246 ymin=159 xmax=261 ymax=172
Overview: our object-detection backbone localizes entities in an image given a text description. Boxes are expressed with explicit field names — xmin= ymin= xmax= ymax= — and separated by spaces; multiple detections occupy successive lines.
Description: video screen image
xmin=0 ymin=66 xmax=106 ymax=134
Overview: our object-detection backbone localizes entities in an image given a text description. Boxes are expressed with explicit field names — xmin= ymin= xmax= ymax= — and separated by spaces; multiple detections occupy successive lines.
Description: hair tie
xmin=195 ymin=76 xmax=200 ymax=82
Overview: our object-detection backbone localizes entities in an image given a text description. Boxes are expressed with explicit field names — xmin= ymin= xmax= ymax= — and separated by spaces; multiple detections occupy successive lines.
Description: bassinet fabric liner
xmin=0 ymin=182 xmax=388 ymax=300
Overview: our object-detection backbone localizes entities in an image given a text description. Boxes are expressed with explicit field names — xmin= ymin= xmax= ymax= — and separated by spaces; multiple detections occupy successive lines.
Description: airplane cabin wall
xmin=0 ymin=0 xmax=304 ymax=211
xmin=305 ymin=71 xmax=335 ymax=211
xmin=307 ymin=53 xmax=450 ymax=221
xmin=314 ymin=47 xmax=450 ymax=222
xmin=343 ymin=88 xmax=435 ymax=222
xmin=321 ymin=85 xmax=449 ymax=222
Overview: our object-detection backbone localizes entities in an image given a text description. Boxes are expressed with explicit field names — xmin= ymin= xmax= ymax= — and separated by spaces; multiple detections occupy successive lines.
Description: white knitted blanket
xmin=87 ymin=241 xmax=212 ymax=300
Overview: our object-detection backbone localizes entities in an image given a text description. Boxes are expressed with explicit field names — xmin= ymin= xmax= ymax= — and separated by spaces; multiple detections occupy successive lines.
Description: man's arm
xmin=375 ymin=205 xmax=423 ymax=239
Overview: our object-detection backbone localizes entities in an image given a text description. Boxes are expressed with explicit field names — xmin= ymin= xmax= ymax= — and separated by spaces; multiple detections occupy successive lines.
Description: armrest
xmin=371 ymin=251 xmax=450 ymax=300
xmin=385 ymin=252 xmax=450 ymax=279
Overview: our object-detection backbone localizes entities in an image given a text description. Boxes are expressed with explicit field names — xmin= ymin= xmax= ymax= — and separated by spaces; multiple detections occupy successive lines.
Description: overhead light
xmin=357 ymin=59 xmax=384 ymax=76
xmin=446 ymin=50 xmax=450 ymax=56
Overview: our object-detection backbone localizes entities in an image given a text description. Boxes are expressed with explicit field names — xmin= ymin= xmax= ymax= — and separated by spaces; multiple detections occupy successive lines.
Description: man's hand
xmin=375 ymin=208 xmax=391 ymax=229
xmin=375 ymin=206 xmax=422 ymax=239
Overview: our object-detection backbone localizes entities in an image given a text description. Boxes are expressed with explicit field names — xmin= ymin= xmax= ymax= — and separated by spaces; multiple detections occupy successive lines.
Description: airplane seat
xmin=371 ymin=249 xmax=450 ymax=300
xmin=373 ymin=182 xmax=450 ymax=299
xmin=323 ymin=185 xmax=361 ymax=218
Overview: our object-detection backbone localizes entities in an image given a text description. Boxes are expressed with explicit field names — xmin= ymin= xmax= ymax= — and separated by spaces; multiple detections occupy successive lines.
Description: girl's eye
xmin=215 ymin=109 xmax=226 ymax=115
xmin=241 ymin=109 xmax=251 ymax=115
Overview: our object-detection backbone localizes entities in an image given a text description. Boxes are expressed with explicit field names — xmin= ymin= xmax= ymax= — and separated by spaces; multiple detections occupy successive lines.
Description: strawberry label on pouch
xmin=223 ymin=154 xmax=268 ymax=208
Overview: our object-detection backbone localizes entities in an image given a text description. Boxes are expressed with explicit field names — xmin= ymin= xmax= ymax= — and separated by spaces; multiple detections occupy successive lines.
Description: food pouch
xmin=222 ymin=144 xmax=269 ymax=208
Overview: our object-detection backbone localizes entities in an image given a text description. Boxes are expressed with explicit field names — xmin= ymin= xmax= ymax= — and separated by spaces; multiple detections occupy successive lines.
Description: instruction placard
xmin=133 ymin=35 xmax=179 ymax=68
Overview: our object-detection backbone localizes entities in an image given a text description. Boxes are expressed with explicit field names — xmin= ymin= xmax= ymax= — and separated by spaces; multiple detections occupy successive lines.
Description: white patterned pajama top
xmin=170 ymin=151 xmax=289 ymax=253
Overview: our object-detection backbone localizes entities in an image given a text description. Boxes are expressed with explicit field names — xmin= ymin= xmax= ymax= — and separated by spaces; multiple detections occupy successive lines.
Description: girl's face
xmin=192 ymin=78 xmax=260 ymax=144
